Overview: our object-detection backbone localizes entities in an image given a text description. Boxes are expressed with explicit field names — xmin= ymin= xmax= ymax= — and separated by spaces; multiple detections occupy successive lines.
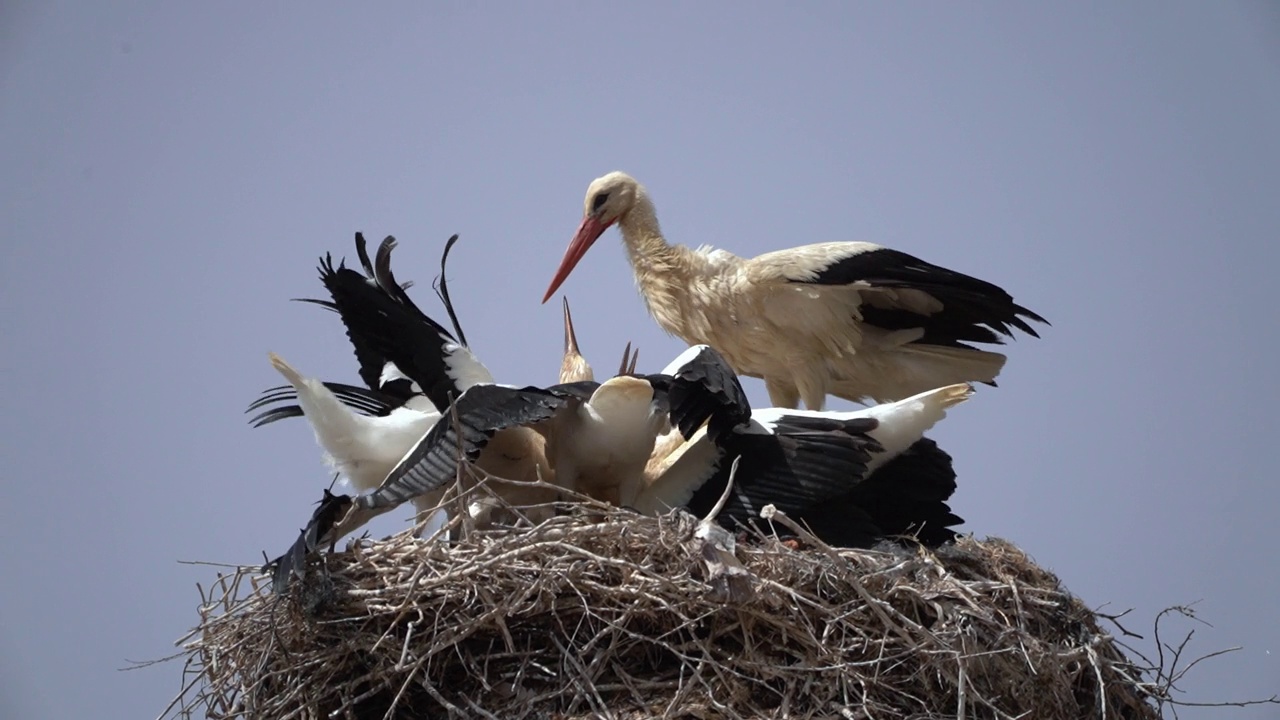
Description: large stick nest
xmin=166 ymin=500 xmax=1165 ymax=720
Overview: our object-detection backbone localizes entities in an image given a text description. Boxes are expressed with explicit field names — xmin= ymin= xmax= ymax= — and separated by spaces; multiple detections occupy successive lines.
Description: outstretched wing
xmin=355 ymin=384 xmax=568 ymax=510
xmin=316 ymin=234 xmax=493 ymax=412
xmin=288 ymin=233 xmax=420 ymax=397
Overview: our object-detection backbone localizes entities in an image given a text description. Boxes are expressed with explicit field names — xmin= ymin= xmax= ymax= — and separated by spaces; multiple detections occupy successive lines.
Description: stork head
xmin=541 ymin=171 xmax=642 ymax=303
xmin=559 ymin=296 xmax=594 ymax=383
xmin=588 ymin=376 xmax=657 ymax=425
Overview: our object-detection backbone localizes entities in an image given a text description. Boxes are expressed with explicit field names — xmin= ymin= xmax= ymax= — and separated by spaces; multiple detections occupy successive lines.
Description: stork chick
xmin=253 ymin=233 xmax=557 ymax=537
xmin=543 ymin=375 xmax=669 ymax=506
xmin=559 ymin=297 xmax=594 ymax=383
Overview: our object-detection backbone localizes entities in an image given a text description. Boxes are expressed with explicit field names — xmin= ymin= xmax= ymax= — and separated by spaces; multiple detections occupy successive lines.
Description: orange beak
xmin=541 ymin=215 xmax=612 ymax=304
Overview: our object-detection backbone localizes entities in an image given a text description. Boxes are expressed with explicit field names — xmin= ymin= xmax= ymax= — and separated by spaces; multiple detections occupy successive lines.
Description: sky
xmin=2 ymin=2 xmax=1277 ymax=718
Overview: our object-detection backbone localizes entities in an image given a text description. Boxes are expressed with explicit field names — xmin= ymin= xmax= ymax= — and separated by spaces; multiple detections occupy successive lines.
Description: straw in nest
xmin=163 ymin=491 xmax=1176 ymax=720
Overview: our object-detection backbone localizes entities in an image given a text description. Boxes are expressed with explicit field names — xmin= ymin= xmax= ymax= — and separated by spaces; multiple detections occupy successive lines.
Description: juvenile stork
xmin=250 ymin=233 xmax=556 ymax=537
xmin=634 ymin=382 xmax=972 ymax=547
xmin=347 ymin=344 xmax=750 ymax=514
xmin=345 ymin=345 xmax=969 ymax=547
xmin=558 ymin=295 xmax=640 ymax=384
xmin=542 ymin=171 xmax=1047 ymax=410
xmin=273 ymin=372 xmax=972 ymax=591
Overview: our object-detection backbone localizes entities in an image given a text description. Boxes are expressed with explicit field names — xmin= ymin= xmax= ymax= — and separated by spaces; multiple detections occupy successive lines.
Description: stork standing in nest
xmin=542 ymin=171 xmax=1047 ymax=410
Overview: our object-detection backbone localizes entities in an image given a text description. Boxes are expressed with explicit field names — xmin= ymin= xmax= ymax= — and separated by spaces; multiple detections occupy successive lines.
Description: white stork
xmin=634 ymin=382 xmax=972 ymax=547
xmin=250 ymin=233 xmax=556 ymax=539
xmin=344 ymin=344 xmax=969 ymax=548
xmin=542 ymin=171 xmax=1047 ymax=410
xmin=350 ymin=344 xmax=750 ymax=514
xmin=559 ymin=295 xmax=640 ymax=384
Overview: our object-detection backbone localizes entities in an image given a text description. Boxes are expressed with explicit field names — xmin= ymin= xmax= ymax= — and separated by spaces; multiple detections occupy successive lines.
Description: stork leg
xmin=410 ymin=493 xmax=449 ymax=538
xmin=764 ymin=376 xmax=802 ymax=410
xmin=795 ymin=370 xmax=830 ymax=412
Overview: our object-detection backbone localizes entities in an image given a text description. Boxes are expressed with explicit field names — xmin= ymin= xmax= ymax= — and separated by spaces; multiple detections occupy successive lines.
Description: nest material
xmin=167 ymin=502 xmax=1164 ymax=720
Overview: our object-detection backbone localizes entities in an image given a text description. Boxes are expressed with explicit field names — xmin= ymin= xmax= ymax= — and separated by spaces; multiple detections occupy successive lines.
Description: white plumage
xmin=634 ymin=383 xmax=973 ymax=516
xmin=543 ymin=171 xmax=1047 ymax=410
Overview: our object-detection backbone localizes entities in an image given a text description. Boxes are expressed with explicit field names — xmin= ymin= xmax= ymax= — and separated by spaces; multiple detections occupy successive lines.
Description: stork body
xmin=251 ymin=234 xmax=556 ymax=536
xmin=354 ymin=343 xmax=968 ymax=548
xmin=358 ymin=345 xmax=749 ymax=513
xmin=633 ymin=382 xmax=971 ymax=546
xmin=543 ymin=172 xmax=1047 ymax=409
xmin=540 ymin=376 xmax=669 ymax=506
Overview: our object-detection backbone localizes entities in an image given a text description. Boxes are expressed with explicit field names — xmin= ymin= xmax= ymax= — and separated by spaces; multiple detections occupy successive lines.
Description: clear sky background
xmin=2 ymin=3 xmax=1277 ymax=718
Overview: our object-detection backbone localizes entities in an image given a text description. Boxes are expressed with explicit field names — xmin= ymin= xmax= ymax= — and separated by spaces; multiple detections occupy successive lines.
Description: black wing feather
xmin=245 ymin=382 xmax=399 ymax=427
xmin=683 ymin=414 xmax=962 ymax=549
xmin=373 ymin=236 xmax=426 ymax=314
xmin=800 ymin=247 xmax=1047 ymax=349
xmin=318 ymin=237 xmax=474 ymax=412
xmin=821 ymin=437 xmax=963 ymax=546
xmin=640 ymin=346 xmax=752 ymax=441
xmin=265 ymin=489 xmax=354 ymax=594
xmin=686 ymin=417 xmax=882 ymax=528
xmin=433 ymin=234 xmax=469 ymax=347
xmin=355 ymin=384 xmax=568 ymax=510
xmin=542 ymin=380 xmax=602 ymax=402
xmin=306 ymin=239 xmax=406 ymax=393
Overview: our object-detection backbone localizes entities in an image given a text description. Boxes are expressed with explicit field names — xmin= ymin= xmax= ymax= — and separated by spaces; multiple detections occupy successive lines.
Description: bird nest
xmin=164 ymin=500 xmax=1167 ymax=720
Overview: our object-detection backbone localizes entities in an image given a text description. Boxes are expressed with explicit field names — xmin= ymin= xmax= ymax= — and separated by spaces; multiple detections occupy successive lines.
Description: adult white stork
xmin=250 ymin=233 xmax=556 ymax=540
xmin=542 ymin=171 xmax=1047 ymax=410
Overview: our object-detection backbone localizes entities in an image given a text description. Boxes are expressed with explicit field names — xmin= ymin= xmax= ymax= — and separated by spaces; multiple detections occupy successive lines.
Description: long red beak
xmin=541 ymin=216 xmax=611 ymax=304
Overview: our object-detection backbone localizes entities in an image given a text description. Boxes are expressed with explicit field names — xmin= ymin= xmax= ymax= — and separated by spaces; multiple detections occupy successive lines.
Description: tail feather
xmin=266 ymin=352 xmax=388 ymax=488
xmin=898 ymin=343 xmax=1006 ymax=386
xmin=828 ymin=341 xmax=1003 ymax=405
xmin=797 ymin=437 xmax=963 ymax=548
xmin=864 ymin=383 xmax=973 ymax=472
xmin=268 ymin=351 xmax=306 ymax=387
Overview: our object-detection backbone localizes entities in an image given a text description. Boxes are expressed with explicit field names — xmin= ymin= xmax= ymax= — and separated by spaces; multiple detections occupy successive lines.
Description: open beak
xmin=617 ymin=342 xmax=639 ymax=375
xmin=542 ymin=215 xmax=611 ymax=304
xmin=562 ymin=296 xmax=580 ymax=357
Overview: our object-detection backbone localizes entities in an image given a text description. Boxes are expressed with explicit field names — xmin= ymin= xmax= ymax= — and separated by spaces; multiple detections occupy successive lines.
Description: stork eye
xmin=591 ymin=192 xmax=609 ymax=213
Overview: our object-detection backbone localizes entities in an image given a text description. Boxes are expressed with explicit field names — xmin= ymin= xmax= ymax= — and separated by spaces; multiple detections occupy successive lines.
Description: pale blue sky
xmin=2 ymin=3 xmax=1277 ymax=718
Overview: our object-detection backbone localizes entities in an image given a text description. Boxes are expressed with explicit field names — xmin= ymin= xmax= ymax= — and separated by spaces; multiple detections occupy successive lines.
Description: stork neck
xmin=614 ymin=193 xmax=719 ymax=341
xmin=616 ymin=192 xmax=704 ymax=285
xmin=617 ymin=193 xmax=674 ymax=265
